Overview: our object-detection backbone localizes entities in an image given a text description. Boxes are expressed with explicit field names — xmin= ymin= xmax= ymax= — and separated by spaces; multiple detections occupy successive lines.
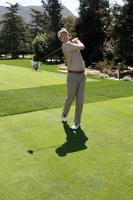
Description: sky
xmin=0 ymin=0 xmax=124 ymax=16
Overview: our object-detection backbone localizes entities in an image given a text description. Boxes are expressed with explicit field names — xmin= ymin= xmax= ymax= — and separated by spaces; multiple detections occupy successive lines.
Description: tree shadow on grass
xmin=55 ymin=122 xmax=88 ymax=157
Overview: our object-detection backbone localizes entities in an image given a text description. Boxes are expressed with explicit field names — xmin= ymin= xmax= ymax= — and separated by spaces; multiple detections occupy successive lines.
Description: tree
xmin=109 ymin=1 xmax=133 ymax=66
xmin=109 ymin=3 xmax=123 ymax=64
xmin=0 ymin=31 xmax=8 ymax=56
xmin=32 ymin=33 xmax=50 ymax=61
xmin=0 ymin=3 xmax=32 ymax=58
xmin=41 ymin=0 xmax=63 ymax=60
xmin=42 ymin=0 xmax=62 ymax=36
xmin=62 ymin=15 xmax=77 ymax=38
xmin=99 ymin=0 xmax=110 ymax=38
xmin=29 ymin=8 xmax=50 ymax=38
xmin=76 ymin=0 xmax=110 ymax=66
xmin=119 ymin=0 xmax=133 ymax=65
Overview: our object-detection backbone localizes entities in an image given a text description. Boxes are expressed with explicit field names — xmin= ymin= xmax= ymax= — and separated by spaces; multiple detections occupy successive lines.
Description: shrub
xmin=95 ymin=60 xmax=112 ymax=73
xmin=122 ymin=75 xmax=133 ymax=82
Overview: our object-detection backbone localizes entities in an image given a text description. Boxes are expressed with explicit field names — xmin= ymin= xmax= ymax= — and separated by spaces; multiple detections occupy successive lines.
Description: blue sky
xmin=0 ymin=0 xmax=124 ymax=16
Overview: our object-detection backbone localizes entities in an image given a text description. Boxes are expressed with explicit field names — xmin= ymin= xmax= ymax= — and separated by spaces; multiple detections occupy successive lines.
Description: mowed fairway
xmin=0 ymin=61 xmax=133 ymax=200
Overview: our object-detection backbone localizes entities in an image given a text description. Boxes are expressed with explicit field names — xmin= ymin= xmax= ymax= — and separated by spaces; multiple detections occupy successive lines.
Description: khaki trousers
xmin=63 ymin=72 xmax=86 ymax=124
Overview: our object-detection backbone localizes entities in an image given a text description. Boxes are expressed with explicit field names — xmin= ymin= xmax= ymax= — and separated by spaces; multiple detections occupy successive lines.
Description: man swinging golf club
xmin=58 ymin=28 xmax=86 ymax=130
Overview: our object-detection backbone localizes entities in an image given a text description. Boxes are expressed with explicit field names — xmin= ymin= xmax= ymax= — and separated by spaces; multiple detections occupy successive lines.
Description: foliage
xmin=32 ymin=33 xmax=62 ymax=62
xmin=62 ymin=16 xmax=77 ymax=38
xmin=95 ymin=60 xmax=111 ymax=73
xmin=40 ymin=0 xmax=63 ymax=60
xmin=76 ymin=0 xmax=110 ymax=66
xmin=32 ymin=33 xmax=51 ymax=61
xmin=29 ymin=8 xmax=50 ymax=39
xmin=119 ymin=0 xmax=133 ymax=65
xmin=42 ymin=0 xmax=62 ymax=36
xmin=0 ymin=0 xmax=132 ymax=66
xmin=109 ymin=4 xmax=124 ymax=64
xmin=122 ymin=75 xmax=133 ymax=82
xmin=110 ymin=1 xmax=133 ymax=65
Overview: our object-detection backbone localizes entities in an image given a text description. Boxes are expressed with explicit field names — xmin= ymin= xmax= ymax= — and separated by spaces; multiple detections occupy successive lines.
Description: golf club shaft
xmin=44 ymin=38 xmax=78 ymax=59
xmin=43 ymin=47 xmax=62 ymax=60
xmin=43 ymin=38 xmax=78 ymax=60
xmin=35 ymin=144 xmax=61 ymax=151
xmin=28 ymin=144 xmax=61 ymax=154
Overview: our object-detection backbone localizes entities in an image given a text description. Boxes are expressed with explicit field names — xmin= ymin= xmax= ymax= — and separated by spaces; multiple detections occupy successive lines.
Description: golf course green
xmin=0 ymin=59 xmax=132 ymax=200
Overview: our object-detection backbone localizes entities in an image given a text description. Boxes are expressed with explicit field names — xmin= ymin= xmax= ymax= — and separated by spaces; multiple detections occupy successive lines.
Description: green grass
xmin=0 ymin=67 xmax=132 ymax=116
xmin=0 ymin=64 xmax=67 ymax=90
xmin=0 ymin=59 xmax=133 ymax=200
xmin=0 ymin=58 xmax=62 ymax=73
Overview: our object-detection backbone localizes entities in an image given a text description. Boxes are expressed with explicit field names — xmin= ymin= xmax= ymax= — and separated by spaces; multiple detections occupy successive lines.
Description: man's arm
xmin=71 ymin=38 xmax=85 ymax=50
xmin=66 ymin=39 xmax=85 ymax=51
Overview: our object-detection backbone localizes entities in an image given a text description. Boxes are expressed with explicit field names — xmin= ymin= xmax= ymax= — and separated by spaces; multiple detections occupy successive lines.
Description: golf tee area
xmin=0 ymin=59 xmax=133 ymax=200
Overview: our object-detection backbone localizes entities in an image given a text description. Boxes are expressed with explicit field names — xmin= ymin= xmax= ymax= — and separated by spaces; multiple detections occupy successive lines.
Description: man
xmin=58 ymin=28 xmax=86 ymax=130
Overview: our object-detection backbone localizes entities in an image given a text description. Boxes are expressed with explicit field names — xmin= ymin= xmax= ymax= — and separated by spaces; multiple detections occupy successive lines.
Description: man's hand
xmin=71 ymin=38 xmax=79 ymax=44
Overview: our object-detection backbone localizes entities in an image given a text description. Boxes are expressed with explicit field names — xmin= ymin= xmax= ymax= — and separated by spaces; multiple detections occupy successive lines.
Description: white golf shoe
xmin=71 ymin=124 xmax=80 ymax=130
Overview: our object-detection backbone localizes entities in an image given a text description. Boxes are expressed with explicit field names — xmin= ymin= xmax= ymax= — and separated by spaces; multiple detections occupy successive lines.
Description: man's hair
xmin=57 ymin=28 xmax=69 ymax=39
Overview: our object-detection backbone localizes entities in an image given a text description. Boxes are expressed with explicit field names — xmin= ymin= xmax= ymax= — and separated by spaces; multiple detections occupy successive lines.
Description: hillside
xmin=0 ymin=5 xmax=75 ymax=23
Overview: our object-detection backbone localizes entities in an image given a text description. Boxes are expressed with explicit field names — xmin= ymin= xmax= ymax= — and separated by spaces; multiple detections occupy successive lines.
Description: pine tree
xmin=30 ymin=8 xmax=50 ymax=38
xmin=41 ymin=0 xmax=63 ymax=59
xmin=0 ymin=3 xmax=31 ymax=58
xmin=42 ymin=0 xmax=62 ymax=36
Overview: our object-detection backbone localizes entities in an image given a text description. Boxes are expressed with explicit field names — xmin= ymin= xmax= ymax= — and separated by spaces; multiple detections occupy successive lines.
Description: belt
xmin=68 ymin=70 xmax=84 ymax=74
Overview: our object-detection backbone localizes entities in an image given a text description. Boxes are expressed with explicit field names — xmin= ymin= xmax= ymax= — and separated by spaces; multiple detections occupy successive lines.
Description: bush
xmin=95 ymin=60 xmax=112 ymax=73
xmin=98 ymin=73 xmax=109 ymax=79
xmin=32 ymin=34 xmax=49 ymax=61
xmin=122 ymin=75 xmax=133 ymax=82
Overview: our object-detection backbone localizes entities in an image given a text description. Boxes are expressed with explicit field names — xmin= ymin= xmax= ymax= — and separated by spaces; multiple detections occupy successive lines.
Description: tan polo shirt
xmin=62 ymin=41 xmax=85 ymax=71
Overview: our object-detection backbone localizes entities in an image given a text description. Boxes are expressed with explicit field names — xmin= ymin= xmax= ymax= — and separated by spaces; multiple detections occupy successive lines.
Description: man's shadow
xmin=55 ymin=122 xmax=88 ymax=157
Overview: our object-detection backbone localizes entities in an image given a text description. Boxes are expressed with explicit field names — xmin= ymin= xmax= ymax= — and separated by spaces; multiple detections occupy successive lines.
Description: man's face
xmin=60 ymin=32 xmax=70 ymax=43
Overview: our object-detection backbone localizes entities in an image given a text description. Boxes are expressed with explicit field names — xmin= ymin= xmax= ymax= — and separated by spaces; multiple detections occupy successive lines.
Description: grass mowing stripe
xmin=0 ymin=64 xmax=67 ymax=90
xmin=0 ymin=59 xmax=60 ymax=73
xmin=0 ymin=79 xmax=133 ymax=117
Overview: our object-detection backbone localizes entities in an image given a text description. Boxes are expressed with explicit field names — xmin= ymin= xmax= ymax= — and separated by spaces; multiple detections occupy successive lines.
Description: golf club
xmin=39 ymin=38 xmax=78 ymax=59
xmin=43 ymin=47 xmax=62 ymax=60
xmin=27 ymin=144 xmax=61 ymax=154
xmin=42 ymin=37 xmax=78 ymax=61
